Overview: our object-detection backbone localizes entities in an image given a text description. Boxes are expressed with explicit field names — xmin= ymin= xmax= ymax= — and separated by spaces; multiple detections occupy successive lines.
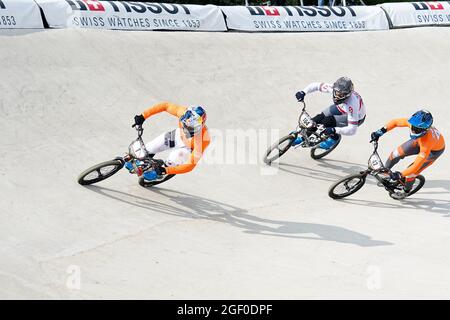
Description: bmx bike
xmin=263 ymin=101 xmax=341 ymax=165
xmin=328 ymin=141 xmax=425 ymax=200
xmin=77 ymin=125 xmax=175 ymax=188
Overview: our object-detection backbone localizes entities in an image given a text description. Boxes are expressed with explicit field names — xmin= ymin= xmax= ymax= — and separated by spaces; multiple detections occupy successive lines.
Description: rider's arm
xmin=335 ymin=123 xmax=358 ymax=136
xmin=385 ymin=118 xmax=410 ymax=132
xmin=142 ymin=102 xmax=186 ymax=119
xmin=165 ymin=132 xmax=211 ymax=175
xmin=401 ymin=147 xmax=431 ymax=177
xmin=302 ymin=82 xmax=333 ymax=95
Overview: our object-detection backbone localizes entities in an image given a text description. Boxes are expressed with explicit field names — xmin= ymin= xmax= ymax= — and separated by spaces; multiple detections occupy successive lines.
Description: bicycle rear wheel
xmin=328 ymin=172 xmax=367 ymax=199
xmin=138 ymin=174 xmax=176 ymax=187
xmin=77 ymin=159 xmax=124 ymax=185
xmin=310 ymin=135 xmax=341 ymax=160
xmin=389 ymin=175 xmax=426 ymax=200
xmin=406 ymin=175 xmax=426 ymax=197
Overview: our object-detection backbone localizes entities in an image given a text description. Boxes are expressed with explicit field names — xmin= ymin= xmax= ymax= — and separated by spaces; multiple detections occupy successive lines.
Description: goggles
xmin=411 ymin=125 xmax=427 ymax=134
xmin=333 ymin=90 xmax=347 ymax=100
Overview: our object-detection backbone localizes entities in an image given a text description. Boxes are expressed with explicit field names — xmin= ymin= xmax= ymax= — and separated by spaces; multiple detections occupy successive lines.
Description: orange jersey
xmin=385 ymin=118 xmax=445 ymax=177
xmin=142 ymin=102 xmax=210 ymax=175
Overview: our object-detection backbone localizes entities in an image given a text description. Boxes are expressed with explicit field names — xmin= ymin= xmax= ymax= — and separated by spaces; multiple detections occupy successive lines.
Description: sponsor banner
xmin=35 ymin=0 xmax=227 ymax=31
xmin=381 ymin=1 xmax=450 ymax=27
xmin=0 ymin=0 xmax=44 ymax=29
xmin=220 ymin=5 xmax=389 ymax=32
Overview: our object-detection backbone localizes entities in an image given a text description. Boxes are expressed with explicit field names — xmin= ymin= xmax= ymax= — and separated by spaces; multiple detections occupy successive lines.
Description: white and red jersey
xmin=302 ymin=82 xmax=366 ymax=136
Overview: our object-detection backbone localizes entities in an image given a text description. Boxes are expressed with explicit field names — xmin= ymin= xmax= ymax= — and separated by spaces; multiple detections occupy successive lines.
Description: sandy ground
xmin=0 ymin=27 xmax=449 ymax=299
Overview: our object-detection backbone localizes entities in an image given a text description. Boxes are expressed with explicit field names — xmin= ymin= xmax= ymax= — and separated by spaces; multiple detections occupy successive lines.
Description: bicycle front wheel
xmin=328 ymin=172 xmax=367 ymax=199
xmin=77 ymin=159 xmax=124 ymax=185
xmin=263 ymin=134 xmax=296 ymax=165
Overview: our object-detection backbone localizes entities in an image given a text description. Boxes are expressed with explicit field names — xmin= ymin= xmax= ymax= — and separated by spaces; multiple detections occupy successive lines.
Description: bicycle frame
xmin=124 ymin=125 xmax=158 ymax=176
xmin=294 ymin=101 xmax=327 ymax=148
xmin=365 ymin=141 xmax=404 ymax=192
xmin=128 ymin=126 xmax=149 ymax=160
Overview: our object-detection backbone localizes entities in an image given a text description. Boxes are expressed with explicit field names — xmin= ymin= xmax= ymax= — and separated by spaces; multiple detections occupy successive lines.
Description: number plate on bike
xmin=130 ymin=140 xmax=146 ymax=159
xmin=369 ymin=154 xmax=382 ymax=170
xmin=300 ymin=114 xmax=314 ymax=129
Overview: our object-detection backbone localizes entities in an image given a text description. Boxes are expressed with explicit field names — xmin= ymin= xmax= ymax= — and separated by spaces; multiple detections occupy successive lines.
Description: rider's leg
xmin=316 ymin=105 xmax=344 ymax=149
xmin=323 ymin=105 xmax=346 ymax=140
xmin=142 ymin=129 xmax=187 ymax=180
xmin=126 ymin=129 xmax=177 ymax=173
xmin=385 ymin=139 xmax=420 ymax=192
xmin=145 ymin=129 xmax=179 ymax=155
xmin=403 ymin=148 xmax=445 ymax=192
xmin=293 ymin=109 xmax=338 ymax=147
xmin=312 ymin=112 xmax=326 ymax=124
xmin=385 ymin=139 xmax=420 ymax=169
xmin=166 ymin=147 xmax=191 ymax=167
xmin=128 ymin=128 xmax=176 ymax=172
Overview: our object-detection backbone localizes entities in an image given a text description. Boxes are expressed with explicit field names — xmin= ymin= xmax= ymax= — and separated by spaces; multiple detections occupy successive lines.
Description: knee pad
xmin=164 ymin=130 xmax=177 ymax=148
xmin=312 ymin=113 xmax=325 ymax=124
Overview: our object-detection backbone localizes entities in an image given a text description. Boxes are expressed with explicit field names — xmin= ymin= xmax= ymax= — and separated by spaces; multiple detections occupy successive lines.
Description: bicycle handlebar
xmin=132 ymin=124 xmax=144 ymax=138
xmin=371 ymin=140 xmax=378 ymax=151
xmin=298 ymin=100 xmax=306 ymax=111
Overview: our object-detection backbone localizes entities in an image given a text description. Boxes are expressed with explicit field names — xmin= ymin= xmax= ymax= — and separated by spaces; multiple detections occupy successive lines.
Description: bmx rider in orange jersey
xmin=128 ymin=102 xmax=210 ymax=181
xmin=370 ymin=109 xmax=445 ymax=197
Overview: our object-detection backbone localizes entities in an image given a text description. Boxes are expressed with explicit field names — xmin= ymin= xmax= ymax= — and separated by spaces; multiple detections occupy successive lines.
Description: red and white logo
xmin=262 ymin=6 xmax=280 ymax=16
xmin=427 ymin=2 xmax=444 ymax=10
xmin=81 ymin=0 xmax=105 ymax=12
xmin=413 ymin=2 xmax=445 ymax=10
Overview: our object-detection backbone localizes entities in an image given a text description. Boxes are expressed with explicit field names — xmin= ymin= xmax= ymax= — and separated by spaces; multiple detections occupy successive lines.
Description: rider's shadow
xmin=421 ymin=179 xmax=450 ymax=195
xmin=336 ymin=197 xmax=450 ymax=217
xmin=277 ymin=158 xmax=377 ymax=185
xmin=282 ymin=158 xmax=450 ymax=215
xmin=85 ymin=185 xmax=392 ymax=247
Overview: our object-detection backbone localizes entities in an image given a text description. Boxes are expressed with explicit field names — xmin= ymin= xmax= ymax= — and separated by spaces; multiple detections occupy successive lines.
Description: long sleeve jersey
xmin=302 ymin=82 xmax=366 ymax=136
xmin=142 ymin=102 xmax=210 ymax=175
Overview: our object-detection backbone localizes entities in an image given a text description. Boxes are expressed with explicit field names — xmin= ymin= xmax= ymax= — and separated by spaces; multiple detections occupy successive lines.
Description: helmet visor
xmin=333 ymin=90 xmax=348 ymax=101
xmin=411 ymin=125 xmax=427 ymax=135
xmin=181 ymin=110 xmax=203 ymax=133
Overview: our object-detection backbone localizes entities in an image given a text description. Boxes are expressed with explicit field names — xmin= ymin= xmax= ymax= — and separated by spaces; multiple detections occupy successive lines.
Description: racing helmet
xmin=180 ymin=106 xmax=207 ymax=135
xmin=333 ymin=77 xmax=354 ymax=104
xmin=408 ymin=109 xmax=433 ymax=139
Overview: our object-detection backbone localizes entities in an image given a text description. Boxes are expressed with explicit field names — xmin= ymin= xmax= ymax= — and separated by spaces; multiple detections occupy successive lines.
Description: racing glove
xmin=370 ymin=127 xmax=387 ymax=142
xmin=295 ymin=91 xmax=306 ymax=102
xmin=134 ymin=114 xmax=145 ymax=127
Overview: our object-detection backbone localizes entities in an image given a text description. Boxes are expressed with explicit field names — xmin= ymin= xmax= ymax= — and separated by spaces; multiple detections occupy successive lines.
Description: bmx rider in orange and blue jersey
xmin=371 ymin=109 xmax=445 ymax=197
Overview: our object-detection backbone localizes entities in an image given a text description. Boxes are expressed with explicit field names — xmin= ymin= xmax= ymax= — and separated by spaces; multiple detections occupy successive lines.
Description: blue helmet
xmin=408 ymin=109 xmax=433 ymax=139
